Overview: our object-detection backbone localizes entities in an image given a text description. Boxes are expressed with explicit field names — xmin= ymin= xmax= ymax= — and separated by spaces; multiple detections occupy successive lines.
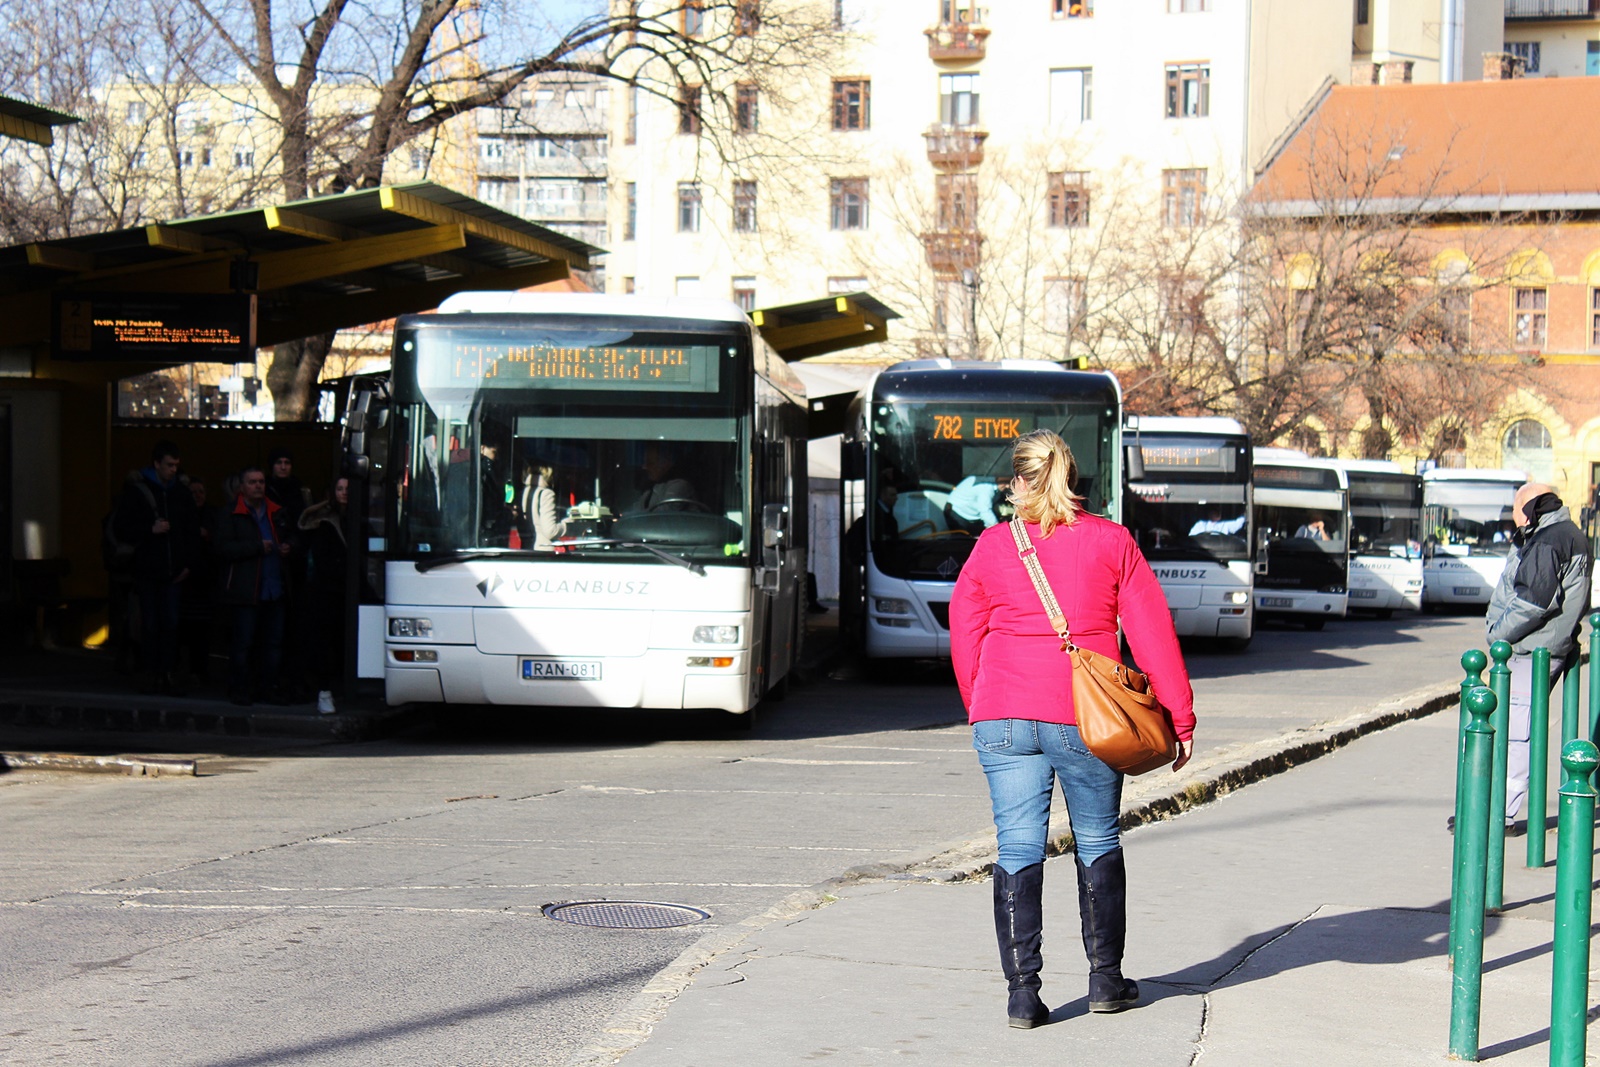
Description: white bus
xmin=372 ymin=292 xmax=808 ymax=721
xmin=1122 ymin=416 xmax=1254 ymax=649
xmin=1421 ymin=468 xmax=1526 ymax=610
xmin=838 ymin=359 xmax=1123 ymax=659
xmin=1333 ymin=460 xmax=1424 ymax=617
xmin=1252 ymin=452 xmax=1350 ymax=629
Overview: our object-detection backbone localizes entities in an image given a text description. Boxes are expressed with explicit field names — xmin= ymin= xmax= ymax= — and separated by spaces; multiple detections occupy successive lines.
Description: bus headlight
xmin=693 ymin=625 xmax=740 ymax=644
xmin=1224 ymin=591 xmax=1250 ymax=604
xmin=389 ymin=617 xmax=433 ymax=638
xmin=874 ymin=598 xmax=912 ymax=615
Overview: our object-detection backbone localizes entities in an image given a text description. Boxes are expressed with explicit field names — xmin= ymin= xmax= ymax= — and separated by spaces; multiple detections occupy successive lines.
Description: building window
xmin=1166 ymin=63 xmax=1210 ymax=118
xmin=683 ymin=0 xmax=705 ymax=36
xmin=736 ymin=83 xmax=759 ymax=133
xmin=1162 ymin=168 xmax=1206 ymax=227
xmin=200 ymin=147 xmax=212 ymax=168
xmin=679 ymin=86 xmax=702 ymax=135
xmin=735 ymin=0 xmax=761 ymax=36
xmin=1440 ymin=289 xmax=1472 ymax=350
xmin=1049 ymin=68 xmax=1092 ymax=125
xmin=733 ymin=277 xmax=757 ymax=311
xmin=1051 ymin=0 xmax=1093 ymax=17
xmin=1355 ymin=0 xmax=1370 ymax=24
xmin=233 ymin=149 xmax=253 ymax=169
xmin=1047 ymin=171 xmax=1089 ymax=227
xmin=623 ymin=276 xmax=636 ymax=294
xmin=1513 ymin=287 xmax=1547 ymax=350
xmin=480 ymin=138 xmax=504 ymax=161
xmin=126 ymin=100 xmax=147 ymax=124
xmin=1506 ymin=41 xmax=1541 ymax=73
xmin=625 ymin=86 xmax=638 ymax=145
xmin=734 ymin=180 xmax=759 ymax=232
xmin=476 ymin=180 xmax=506 ymax=205
xmin=830 ymin=178 xmax=869 ymax=230
xmin=1160 ymin=274 xmax=1206 ymax=333
xmin=624 ymin=182 xmax=637 ymax=240
xmin=940 ymin=73 xmax=979 ymax=126
xmin=563 ymin=89 xmax=580 ymax=108
xmin=1503 ymin=419 xmax=1554 ymax=481
xmin=934 ymin=174 xmax=977 ymax=231
xmin=1044 ymin=277 xmax=1088 ymax=340
xmin=1168 ymin=0 xmax=1209 ymax=9
xmin=678 ymin=182 xmax=702 ymax=232
xmin=832 ymin=79 xmax=870 ymax=130
xmin=1590 ymin=288 xmax=1600 ymax=350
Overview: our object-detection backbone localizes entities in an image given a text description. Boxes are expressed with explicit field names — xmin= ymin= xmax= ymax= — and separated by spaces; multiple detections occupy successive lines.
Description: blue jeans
xmin=229 ymin=599 xmax=286 ymax=698
xmin=974 ymin=718 xmax=1123 ymax=874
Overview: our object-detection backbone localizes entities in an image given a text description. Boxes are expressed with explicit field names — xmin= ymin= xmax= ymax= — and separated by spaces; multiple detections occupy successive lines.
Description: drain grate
xmin=542 ymin=900 xmax=710 ymax=930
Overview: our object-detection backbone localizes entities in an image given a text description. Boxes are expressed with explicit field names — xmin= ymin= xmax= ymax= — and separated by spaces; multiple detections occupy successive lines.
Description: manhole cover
xmin=541 ymin=900 xmax=710 ymax=929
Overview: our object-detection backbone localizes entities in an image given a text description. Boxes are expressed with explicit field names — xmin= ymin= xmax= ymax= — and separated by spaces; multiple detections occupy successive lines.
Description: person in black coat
xmin=112 ymin=440 xmax=199 ymax=694
xmin=298 ymin=478 xmax=349 ymax=713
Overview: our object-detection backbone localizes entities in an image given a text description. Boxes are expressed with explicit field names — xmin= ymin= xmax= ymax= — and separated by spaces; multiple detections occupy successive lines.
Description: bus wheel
xmin=1374 ymin=609 xmax=1394 ymax=620
xmin=1303 ymin=618 xmax=1326 ymax=631
xmin=1219 ymin=635 xmax=1253 ymax=653
xmin=722 ymin=708 xmax=758 ymax=731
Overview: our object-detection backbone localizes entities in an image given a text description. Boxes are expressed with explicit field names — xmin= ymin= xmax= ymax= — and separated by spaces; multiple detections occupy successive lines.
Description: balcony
xmin=1505 ymin=0 xmax=1600 ymax=17
xmin=925 ymin=21 xmax=989 ymax=61
xmin=922 ymin=230 xmax=983 ymax=274
xmin=923 ymin=124 xmax=988 ymax=168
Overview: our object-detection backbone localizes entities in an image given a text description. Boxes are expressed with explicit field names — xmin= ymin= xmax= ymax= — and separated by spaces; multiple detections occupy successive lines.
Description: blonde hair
xmin=1009 ymin=429 xmax=1084 ymax=537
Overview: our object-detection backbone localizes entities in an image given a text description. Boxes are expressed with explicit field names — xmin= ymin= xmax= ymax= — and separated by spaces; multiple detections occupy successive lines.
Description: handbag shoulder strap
xmin=1008 ymin=518 xmax=1074 ymax=650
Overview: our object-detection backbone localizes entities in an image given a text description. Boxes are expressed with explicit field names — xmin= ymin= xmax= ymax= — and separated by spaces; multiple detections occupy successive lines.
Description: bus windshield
xmin=1425 ymin=481 xmax=1518 ymax=557
xmin=389 ymin=320 xmax=748 ymax=563
xmin=1125 ymin=434 xmax=1250 ymax=563
xmin=867 ymin=399 xmax=1114 ymax=579
xmin=1348 ymin=475 xmax=1422 ymax=560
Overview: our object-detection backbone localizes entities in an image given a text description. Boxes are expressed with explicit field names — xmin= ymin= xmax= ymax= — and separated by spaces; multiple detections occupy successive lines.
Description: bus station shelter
xmin=0 ymin=184 xmax=897 ymax=643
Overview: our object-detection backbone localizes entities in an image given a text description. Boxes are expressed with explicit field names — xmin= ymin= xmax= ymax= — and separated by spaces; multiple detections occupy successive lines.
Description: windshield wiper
xmin=415 ymin=549 xmax=539 ymax=573
xmin=558 ymin=538 xmax=707 ymax=576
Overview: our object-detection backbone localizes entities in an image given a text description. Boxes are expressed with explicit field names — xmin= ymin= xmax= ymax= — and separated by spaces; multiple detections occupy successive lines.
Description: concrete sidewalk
xmin=602 ymin=709 xmax=1588 ymax=1066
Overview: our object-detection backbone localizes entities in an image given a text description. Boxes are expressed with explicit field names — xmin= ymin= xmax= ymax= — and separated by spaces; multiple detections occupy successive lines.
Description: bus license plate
xmin=1350 ymin=589 xmax=1377 ymax=599
xmin=1453 ymin=586 xmax=1481 ymax=597
xmin=522 ymin=659 xmax=602 ymax=681
xmin=1259 ymin=597 xmax=1294 ymax=608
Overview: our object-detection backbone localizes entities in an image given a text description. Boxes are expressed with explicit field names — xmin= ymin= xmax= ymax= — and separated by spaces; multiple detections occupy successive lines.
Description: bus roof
xmin=1255 ymin=454 xmax=1350 ymax=487
xmin=1325 ymin=458 xmax=1410 ymax=475
xmin=434 ymin=290 xmax=751 ymax=324
xmin=1127 ymin=415 xmax=1246 ymax=437
xmin=1421 ymin=467 xmax=1528 ymax=484
xmin=869 ymin=359 xmax=1120 ymax=404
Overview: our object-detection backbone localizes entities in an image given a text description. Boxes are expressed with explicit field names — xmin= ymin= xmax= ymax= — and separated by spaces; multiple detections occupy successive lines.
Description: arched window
xmin=1502 ymin=419 xmax=1553 ymax=481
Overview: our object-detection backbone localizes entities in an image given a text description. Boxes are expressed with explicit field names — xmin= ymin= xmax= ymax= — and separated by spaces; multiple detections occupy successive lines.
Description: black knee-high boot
xmin=992 ymin=862 xmax=1049 ymax=1028
xmin=1076 ymin=847 xmax=1140 ymax=1013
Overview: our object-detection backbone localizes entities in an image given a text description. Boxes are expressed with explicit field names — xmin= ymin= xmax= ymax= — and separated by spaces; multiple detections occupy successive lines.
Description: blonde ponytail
xmin=1009 ymin=429 xmax=1084 ymax=537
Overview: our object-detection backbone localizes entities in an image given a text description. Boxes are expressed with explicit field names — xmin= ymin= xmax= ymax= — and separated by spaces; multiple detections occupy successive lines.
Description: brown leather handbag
xmin=1009 ymin=519 xmax=1179 ymax=776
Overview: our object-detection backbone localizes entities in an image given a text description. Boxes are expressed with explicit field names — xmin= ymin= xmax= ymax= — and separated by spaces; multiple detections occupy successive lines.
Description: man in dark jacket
xmin=1485 ymin=483 xmax=1593 ymax=824
xmin=113 ymin=440 xmax=198 ymax=694
xmin=215 ymin=466 xmax=294 ymax=705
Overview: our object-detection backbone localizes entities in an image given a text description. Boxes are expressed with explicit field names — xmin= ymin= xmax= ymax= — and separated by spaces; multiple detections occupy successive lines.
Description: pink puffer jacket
xmin=949 ymin=513 xmax=1196 ymax=741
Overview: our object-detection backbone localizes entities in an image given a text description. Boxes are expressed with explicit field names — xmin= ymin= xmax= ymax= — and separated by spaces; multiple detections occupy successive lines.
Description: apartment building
xmin=603 ymin=1 xmax=1510 ymax=360
xmin=1501 ymin=0 xmax=1600 ymax=76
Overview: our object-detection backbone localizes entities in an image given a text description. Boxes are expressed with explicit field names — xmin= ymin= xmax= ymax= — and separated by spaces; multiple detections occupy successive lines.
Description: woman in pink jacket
xmin=950 ymin=429 xmax=1196 ymax=1029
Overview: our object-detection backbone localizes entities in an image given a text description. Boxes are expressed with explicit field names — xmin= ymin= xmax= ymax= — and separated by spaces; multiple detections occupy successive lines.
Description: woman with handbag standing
xmin=949 ymin=429 xmax=1196 ymax=1029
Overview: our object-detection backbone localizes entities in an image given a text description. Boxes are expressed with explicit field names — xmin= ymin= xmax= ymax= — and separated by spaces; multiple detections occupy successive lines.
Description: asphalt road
xmin=1 ymin=611 xmax=1487 ymax=1067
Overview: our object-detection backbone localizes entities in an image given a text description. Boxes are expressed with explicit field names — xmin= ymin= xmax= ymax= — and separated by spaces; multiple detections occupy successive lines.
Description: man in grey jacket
xmin=1485 ymin=482 xmax=1593 ymax=824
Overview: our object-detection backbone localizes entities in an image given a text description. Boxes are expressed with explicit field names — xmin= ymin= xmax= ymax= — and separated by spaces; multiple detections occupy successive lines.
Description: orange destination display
xmin=54 ymin=293 xmax=257 ymax=361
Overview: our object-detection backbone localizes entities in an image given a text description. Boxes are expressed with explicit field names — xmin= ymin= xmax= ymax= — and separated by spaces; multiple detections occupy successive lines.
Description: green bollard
xmin=1562 ymin=660 xmax=1580 ymax=746
xmin=1448 ymin=685 xmax=1498 ymax=1061
xmin=1549 ymin=739 xmax=1599 ymax=1067
xmin=1588 ymin=613 xmax=1600 ymax=740
xmin=1526 ymin=647 xmax=1551 ymax=868
xmin=1486 ymin=641 xmax=1513 ymax=912
xmin=1450 ymin=649 xmax=1488 ymax=972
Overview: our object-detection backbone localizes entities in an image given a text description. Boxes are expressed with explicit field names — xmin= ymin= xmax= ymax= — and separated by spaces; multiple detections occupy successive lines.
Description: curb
xmin=563 ymin=676 xmax=1460 ymax=1067
xmin=0 ymin=693 xmax=424 ymax=742
xmin=1 ymin=751 xmax=198 ymax=776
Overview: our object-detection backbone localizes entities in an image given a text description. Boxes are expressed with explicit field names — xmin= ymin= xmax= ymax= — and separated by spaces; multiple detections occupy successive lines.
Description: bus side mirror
xmin=1124 ymin=445 xmax=1145 ymax=483
xmin=346 ymin=453 xmax=371 ymax=477
xmin=762 ymin=503 xmax=788 ymax=550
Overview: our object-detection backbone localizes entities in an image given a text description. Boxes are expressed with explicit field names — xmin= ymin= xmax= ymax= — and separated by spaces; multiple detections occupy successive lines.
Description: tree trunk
xmin=267 ymin=332 xmax=335 ymax=421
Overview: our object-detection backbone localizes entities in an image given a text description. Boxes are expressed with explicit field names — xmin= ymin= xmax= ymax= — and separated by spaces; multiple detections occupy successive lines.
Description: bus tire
xmin=1374 ymin=609 xmax=1394 ymax=620
xmin=1219 ymin=635 xmax=1253 ymax=653
xmin=1303 ymin=618 xmax=1326 ymax=631
xmin=723 ymin=707 xmax=758 ymax=731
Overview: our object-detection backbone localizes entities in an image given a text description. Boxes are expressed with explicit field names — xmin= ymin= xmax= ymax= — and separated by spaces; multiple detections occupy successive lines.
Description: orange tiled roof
xmin=1254 ymin=78 xmax=1600 ymax=211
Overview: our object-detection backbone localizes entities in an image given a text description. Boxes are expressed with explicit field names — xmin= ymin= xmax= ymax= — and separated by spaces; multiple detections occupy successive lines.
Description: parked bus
xmin=838 ymin=359 xmax=1122 ymax=659
xmin=1421 ymin=468 xmax=1526 ymax=611
xmin=1251 ymin=451 xmax=1350 ymax=629
xmin=368 ymin=292 xmax=808 ymax=720
xmin=1332 ymin=459 xmax=1424 ymax=617
xmin=1122 ymin=416 xmax=1254 ymax=649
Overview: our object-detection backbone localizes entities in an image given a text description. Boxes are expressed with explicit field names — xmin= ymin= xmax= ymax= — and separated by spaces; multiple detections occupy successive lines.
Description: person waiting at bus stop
xmin=1485 ymin=482 xmax=1592 ymax=828
xmin=216 ymin=466 xmax=294 ymax=706
xmin=949 ymin=429 xmax=1195 ymax=1029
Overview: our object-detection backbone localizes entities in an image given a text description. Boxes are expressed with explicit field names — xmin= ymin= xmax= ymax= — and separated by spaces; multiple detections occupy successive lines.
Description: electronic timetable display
xmin=1137 ymin=437 xmax=1236 ymax=471
xmin=414 ymin=335 xmax=722 ymax=392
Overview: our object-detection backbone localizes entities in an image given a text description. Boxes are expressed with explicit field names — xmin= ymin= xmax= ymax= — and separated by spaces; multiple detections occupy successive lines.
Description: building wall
xmin=1502 ymin=16 xmax=1600 ymax=77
